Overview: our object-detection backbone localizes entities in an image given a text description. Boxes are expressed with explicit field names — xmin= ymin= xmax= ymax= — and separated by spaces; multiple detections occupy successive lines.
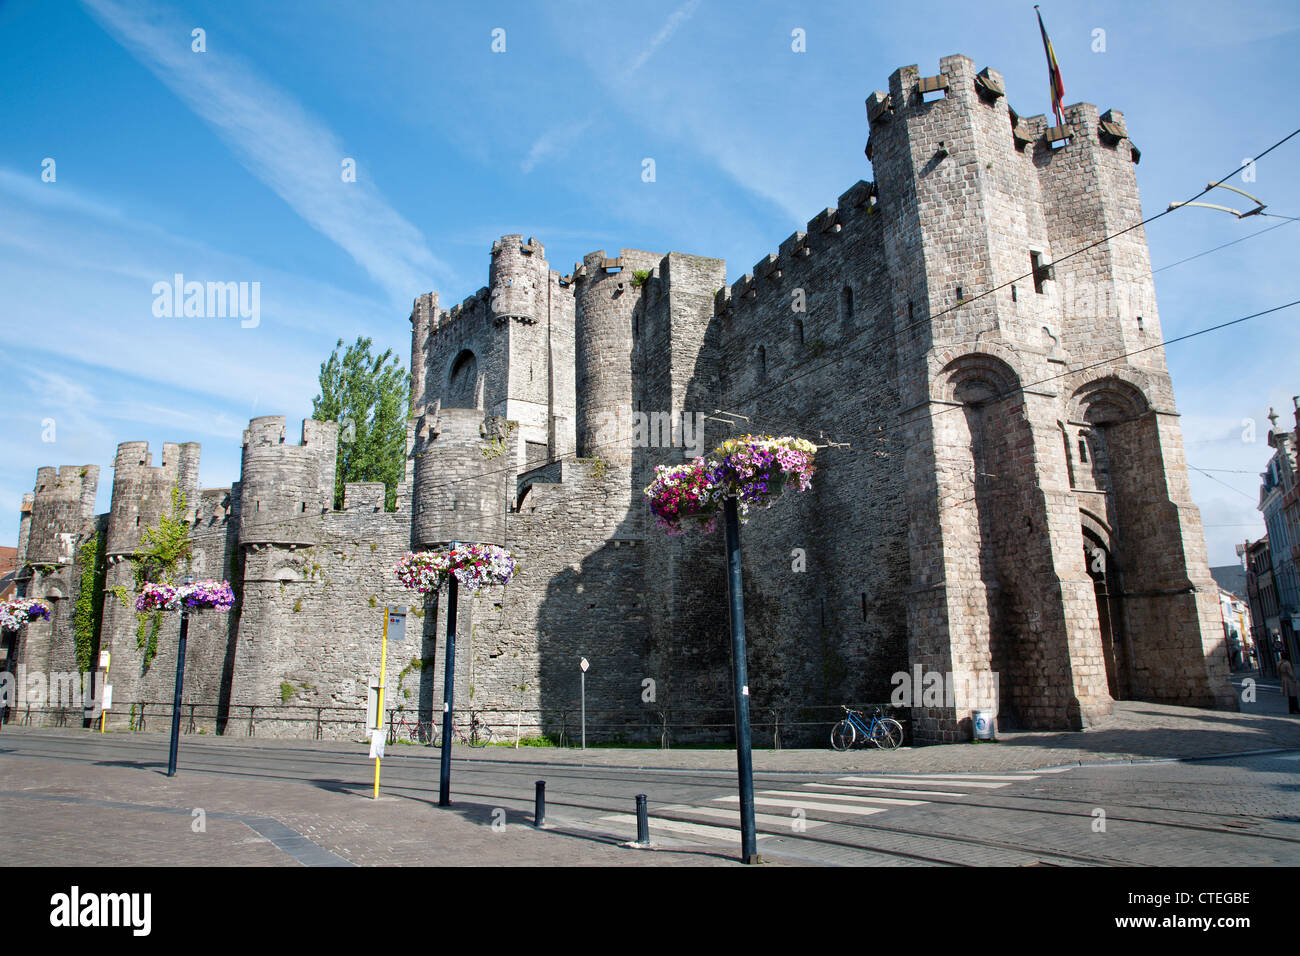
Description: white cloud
xmin=81 ymin=0 xmax=457 ymax=305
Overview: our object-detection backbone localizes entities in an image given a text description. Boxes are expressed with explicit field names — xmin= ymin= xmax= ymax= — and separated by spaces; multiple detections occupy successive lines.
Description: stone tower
xmin=864 ymin=54 xmax=1233 ymax=738
xmin=99 ymin=441 xmax=200 ymax=701
xmin=412 ymin=407 xmax=507 ymax=549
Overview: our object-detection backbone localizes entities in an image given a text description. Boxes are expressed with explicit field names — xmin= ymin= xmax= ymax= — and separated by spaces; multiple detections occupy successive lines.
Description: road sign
xmin=366 ymin=675 xmax=382 ymax=730
xmin=580 ymin=657 xmax=589 ymax=672
xmin=386 ymin=607 xmax=408 ymax=642
xmin=102 ymin=685 xmax=113 ymax=710
xmin=98 ymin=651 xmax=110 ymax=670
xmin=369 ymin=729 xmax=385 ymax=760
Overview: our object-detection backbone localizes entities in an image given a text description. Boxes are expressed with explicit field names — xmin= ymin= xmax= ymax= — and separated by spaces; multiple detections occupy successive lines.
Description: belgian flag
xmin=1036 ymin=5 xmax=1066 ymax=128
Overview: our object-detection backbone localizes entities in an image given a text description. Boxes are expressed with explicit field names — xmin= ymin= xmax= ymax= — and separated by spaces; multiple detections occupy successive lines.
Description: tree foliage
xmin=312 ymin=336 xmax=409 ymax=510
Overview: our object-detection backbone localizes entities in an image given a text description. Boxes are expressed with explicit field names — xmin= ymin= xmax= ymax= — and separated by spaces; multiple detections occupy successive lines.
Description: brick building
xmin=9 ymin=56 xmax=1236 ymax=743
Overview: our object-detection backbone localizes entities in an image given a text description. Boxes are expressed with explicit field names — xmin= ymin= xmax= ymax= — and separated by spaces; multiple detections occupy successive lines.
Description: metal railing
xmin=1 ymin=700 xmax=911 ymax=747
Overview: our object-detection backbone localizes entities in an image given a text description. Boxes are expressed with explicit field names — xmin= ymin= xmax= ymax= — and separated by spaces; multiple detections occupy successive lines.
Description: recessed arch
xmin=935 ymin=351 xmax=1021 ymax=406
xmin=1069 ymin=376 xmax=1150 ymax=425
xmin=447 ymin=349 xmax=478 ymax=408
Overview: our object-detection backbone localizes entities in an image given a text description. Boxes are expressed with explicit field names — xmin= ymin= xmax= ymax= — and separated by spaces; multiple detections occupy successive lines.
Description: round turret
xmin=413 ymin=408 xmax=506 ymax=548
xmin=238 ymin=417 xmax=337 ymax=545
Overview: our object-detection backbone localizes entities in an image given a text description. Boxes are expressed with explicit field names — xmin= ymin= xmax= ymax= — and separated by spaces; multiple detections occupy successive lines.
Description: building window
xmin=795 ymin=319 xmax=804 ymax=345
xmin=1031 ymin=251 xmax=1050 ymax=293
xmin=840 ymin=286 xmax=854 ymax=332
xmin=758 ymin=346 xmax=767 ymax=380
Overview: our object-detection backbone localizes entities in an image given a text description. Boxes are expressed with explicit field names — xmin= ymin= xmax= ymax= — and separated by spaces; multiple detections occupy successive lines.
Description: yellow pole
xmin=99 ymin=652 xmax=110 ymax=733
xmin=373 ymin=608 xmax=389 ymax=799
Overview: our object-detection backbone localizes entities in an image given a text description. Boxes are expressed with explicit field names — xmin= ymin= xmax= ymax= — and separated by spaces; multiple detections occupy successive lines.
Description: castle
xmin=6 ymin=56 xmax=1236 ymax=745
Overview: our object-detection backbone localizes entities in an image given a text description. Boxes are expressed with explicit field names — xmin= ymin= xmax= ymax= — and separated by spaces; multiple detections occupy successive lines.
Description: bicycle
xmin=389 ymin=712 xmax=434 ymax=745
xmin=430 ymin=712 xmax=495 ymax=748
xmin=830 ymin=705 xmax=904 ymax=751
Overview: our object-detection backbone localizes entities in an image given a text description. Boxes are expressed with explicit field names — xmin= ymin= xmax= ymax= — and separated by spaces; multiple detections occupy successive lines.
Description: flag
xmin=1036 ymin=6 xmax=1066 ymax=127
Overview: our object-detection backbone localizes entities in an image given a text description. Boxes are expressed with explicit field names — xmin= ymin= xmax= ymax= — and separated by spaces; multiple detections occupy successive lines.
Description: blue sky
xmin=1 ymin=0 xmax=1297 ymax=566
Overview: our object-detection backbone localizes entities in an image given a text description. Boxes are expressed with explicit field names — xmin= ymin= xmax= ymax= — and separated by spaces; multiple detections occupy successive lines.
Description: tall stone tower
xmin=865 ymin=55 xmax=1233 ymax=739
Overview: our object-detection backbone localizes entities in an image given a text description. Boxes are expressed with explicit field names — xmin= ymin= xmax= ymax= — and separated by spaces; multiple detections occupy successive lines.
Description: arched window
xmin=447 ymin=350 xmax=478 ymax=408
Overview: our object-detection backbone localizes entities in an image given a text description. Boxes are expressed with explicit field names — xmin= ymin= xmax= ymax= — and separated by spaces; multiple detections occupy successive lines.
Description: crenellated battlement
xmin=24 ymin=464 xmax=99 ymax=566
xmin=239 ymin=417 xmax=337 ymax=544
xmin=715 ymin=180 xmax=881 ymax=328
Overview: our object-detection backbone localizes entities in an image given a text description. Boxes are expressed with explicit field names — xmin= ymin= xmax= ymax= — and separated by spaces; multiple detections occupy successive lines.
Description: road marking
xmin=598 ymin=813 xmax=770 ymax=842
xmin=838 ymin=775 xmax=1025 ymax=789
xmin=754 ymin=788 xmax=925 ymax=807
xmin=1278 ymin=753 xmax=1300 ymax=761
xmin=716 ymin=795 xmax=888 ymax=816
xmin=655 ymin=804 xmax=828 ymax=830
xmin=808 ymin=782 xmax=967 ymax=797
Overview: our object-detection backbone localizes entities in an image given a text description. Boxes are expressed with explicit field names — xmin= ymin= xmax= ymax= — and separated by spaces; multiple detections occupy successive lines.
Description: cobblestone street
xmin=3 ymin=694 xmax=1297 ymax=867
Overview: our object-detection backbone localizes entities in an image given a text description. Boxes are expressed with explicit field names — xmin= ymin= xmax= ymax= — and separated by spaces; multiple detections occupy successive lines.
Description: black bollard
xmin=534 ymin=780 xmax=546 ymax=828
xmin=635 ymin=793 xmax=649 ymax=845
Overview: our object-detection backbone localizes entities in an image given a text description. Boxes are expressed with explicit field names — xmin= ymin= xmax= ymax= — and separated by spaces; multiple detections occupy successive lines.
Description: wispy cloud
xmin=521 ymin=115 xmax=596 ymax=174
xmin=618 ymin=0 xmax=702 ymax=79
xmin=520 ymin=0 xmax=701 ymax=174
xmin=80 ymin=0 xmax=456 ymax=305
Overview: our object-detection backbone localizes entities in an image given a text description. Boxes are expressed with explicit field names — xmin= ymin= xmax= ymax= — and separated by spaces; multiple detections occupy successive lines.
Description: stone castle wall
xmin=7 ymin=55 xmax=1236 ymax=743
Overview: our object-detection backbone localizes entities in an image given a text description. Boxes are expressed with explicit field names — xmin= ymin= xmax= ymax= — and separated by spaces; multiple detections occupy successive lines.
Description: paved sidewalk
xmin=0 ymin=756 xmax=746 ymax=867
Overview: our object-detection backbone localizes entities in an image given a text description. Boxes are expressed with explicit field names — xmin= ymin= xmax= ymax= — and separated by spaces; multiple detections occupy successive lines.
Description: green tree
xmin=312 ymin=336 xmax=409 ymax=511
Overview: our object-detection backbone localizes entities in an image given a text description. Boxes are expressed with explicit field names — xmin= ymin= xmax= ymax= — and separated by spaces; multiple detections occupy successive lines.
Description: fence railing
xmin=1 ymin=700 xmax=911 ymax=748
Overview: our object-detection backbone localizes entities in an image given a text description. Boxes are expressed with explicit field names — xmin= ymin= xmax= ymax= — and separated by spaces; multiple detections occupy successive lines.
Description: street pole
xmin=723 ymin=495 xmax=760 ymax=864
xmin=438 ymin=543 xmax=460 ymax=807
xmin=166 ymin=609 xmax=189 ymax=777
xmin=373 ymin=607 xmax=389 ymax=799
xmin=580 ymin=657 xmax=588 ymax=749
xmin=99 ymin=651 xmax=110 ymax=733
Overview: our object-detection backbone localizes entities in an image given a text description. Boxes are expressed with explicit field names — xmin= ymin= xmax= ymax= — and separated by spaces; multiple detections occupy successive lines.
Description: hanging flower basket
xmin=711 ymin=435 xmax=816 ymax=516
xmin=644 ymin=458 xmax=725 ymax=535
xmin=0 ymin=598 xmax=51 ymax=631
xmin=643 ymin=435 xmax=817 ymax=533
xmin=396 ymin=543 xmax=517 ymax=594
xmin=136 ymin=580 xmax=236 ymax=613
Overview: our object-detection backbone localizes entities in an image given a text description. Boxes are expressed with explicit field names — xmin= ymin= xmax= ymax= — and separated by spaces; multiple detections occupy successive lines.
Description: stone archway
xmin=1080 ymin=514 xmax=1130 ymax=700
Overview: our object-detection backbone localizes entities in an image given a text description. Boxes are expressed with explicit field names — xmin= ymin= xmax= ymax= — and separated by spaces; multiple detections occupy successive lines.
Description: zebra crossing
xmin=595 ymin=770 xmax=1046 ymax=847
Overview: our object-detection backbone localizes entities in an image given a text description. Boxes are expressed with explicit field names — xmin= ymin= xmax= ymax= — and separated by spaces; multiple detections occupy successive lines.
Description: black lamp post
xmin=166 ymin=576 xmax=192 ymax=777
xmin=723 ymin=496 xmax=760 ymax=863
xmin=438 ymin=542 xmax=460 ymax=807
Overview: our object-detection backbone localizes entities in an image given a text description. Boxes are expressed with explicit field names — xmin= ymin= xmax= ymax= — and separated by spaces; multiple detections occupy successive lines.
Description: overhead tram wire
xmin=709 ymin=210 xmax=1300 ymax=449
xmin=234 ymin=292 xmax=1298 ymax=541
xmin=740 ymin=296 xmax=1300 ymax=485
xmin=1187 ymin=466 xmax=1266 ymax=503
xmin=716 ymin=126 xmax=1300 ymax=415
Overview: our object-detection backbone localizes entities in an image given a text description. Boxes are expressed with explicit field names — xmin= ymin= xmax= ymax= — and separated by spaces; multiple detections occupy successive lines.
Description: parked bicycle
xmin=389 ymin=712 xmax=434 ymax=745
xmin=830 ymin=705 xmax=904 ymax=751
xmin=431 ymin=711 xmax=495 ymax=748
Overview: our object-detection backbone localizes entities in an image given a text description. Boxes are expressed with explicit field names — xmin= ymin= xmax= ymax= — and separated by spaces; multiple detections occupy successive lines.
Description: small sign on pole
xmin=369 ymin=729 xmax=385 ymax=760
xmin=366 ymin=675 xmax=382 ymax=731
xmin=387 ymin=606 xmax=408 ymax=642
xmin=101 ymin=685 xmax=113 ymax=711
